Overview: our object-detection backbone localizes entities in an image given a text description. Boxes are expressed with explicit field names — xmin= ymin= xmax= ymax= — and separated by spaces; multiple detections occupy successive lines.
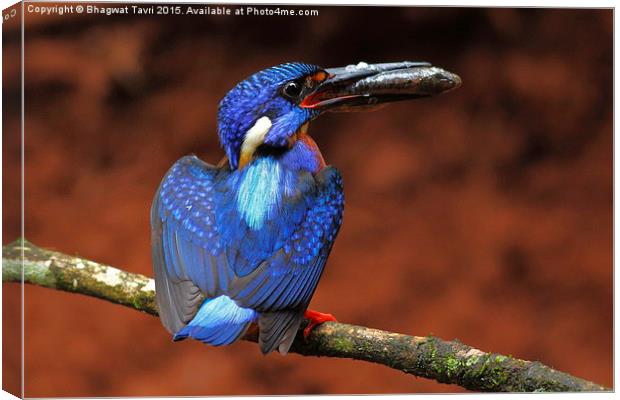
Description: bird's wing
xmin=151 ymin=156 xmax=234 ymax=334
xmin=228 ymin=167 xmax=344 ymax=353
xmin=228 ymin=166 xmax=344 ymax=312
xmin=152 ymin=155 xmax=344 ymax=347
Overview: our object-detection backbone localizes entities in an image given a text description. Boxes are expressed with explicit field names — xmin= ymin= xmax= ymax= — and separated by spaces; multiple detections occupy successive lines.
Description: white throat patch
xmin=240 ymin=116 xmax=272 ymax=162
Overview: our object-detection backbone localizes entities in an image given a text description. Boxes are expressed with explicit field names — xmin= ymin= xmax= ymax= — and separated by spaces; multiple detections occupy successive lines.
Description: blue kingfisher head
xmin=217 ymin=61 xmax=461 ymax=171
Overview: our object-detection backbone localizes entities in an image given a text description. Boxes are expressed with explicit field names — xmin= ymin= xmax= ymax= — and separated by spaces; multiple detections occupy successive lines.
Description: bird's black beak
xmin=300 ymin=61 xmax=461 ymax=112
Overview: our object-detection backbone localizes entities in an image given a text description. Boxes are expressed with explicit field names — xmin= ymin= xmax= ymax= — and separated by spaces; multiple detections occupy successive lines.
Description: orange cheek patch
xmin=299 ymin=132 xmax=326 ymax=169
xmin=307 ymin=70 xmax=330 ymax=86
xmin=301 ymin=71 xmax=332 ymax=109
xmin=312 ymin=71 xmax=328 ymax=83
xmin=238 ymin=151 xmax=253 ymax=169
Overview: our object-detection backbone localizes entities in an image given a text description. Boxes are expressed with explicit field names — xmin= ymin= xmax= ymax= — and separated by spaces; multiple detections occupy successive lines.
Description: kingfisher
xmin=151 ymin=61 xmax=461 ymax=355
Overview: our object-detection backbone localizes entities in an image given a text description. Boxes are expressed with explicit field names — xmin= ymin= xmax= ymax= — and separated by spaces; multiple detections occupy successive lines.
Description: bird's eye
xmin=282 ymin=81 xmax=303 ymax=100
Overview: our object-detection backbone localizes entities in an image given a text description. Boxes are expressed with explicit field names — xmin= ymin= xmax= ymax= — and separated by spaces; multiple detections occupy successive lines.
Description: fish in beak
xmin=301 ymin=61 xmax=462 ymax=112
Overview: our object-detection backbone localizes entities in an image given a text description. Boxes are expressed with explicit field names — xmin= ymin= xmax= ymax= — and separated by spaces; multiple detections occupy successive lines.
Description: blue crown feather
xmin=217 ymin=62 xmax=321 ymax=169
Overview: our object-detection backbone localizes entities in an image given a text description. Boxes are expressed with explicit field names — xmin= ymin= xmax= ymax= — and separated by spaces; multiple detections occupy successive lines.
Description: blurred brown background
xmin=2 ymin=4 xmax=612 ymax=396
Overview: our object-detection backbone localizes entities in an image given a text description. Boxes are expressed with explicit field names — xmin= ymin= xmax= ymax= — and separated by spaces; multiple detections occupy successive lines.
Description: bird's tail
xmin=258 ymin=310 xmax=304 ymax=355
xmin=173 ymin=295 xmax=258 ymax=346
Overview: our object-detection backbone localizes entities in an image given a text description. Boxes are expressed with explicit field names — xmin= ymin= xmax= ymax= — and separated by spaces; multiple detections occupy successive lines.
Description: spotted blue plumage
xmin=153 ymin=62 xmax=345 ymax=355
xmin=154 ymin=60 xmax=462 ymax=354
xmin=152 ymin=155 xmax=344 ymax=353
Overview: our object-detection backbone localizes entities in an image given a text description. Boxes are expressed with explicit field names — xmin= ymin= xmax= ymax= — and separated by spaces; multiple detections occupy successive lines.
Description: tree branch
xmin=2 ymin=239 xmax=609 ymax=392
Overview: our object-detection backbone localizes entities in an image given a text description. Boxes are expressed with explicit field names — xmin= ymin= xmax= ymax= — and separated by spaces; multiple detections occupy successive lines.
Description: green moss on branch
xmin=3 ymin=239 xmax=157 ymax=315
xmin=2 ymin=240 xmax=610 ymax=392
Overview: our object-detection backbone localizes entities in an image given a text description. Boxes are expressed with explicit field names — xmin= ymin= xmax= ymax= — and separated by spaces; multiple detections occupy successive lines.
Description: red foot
xmin=303 ymin=309 xmax=337 ymax=339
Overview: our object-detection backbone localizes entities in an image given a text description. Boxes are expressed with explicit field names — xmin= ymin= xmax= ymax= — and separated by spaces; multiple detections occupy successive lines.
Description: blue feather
xmin=173 ymin=295 xmax=258 ymax=346
xmin=217 ymin=63 xmax=321 ymax=169
xmin=152 ymin=61 xmax=346 ymax=353
xmin=235 ymin=157 xmax=283 ymax=231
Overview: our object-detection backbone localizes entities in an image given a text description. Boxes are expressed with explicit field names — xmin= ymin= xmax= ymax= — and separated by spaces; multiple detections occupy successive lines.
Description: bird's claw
xmin=303 ymin=309 xmax=337 ymax=339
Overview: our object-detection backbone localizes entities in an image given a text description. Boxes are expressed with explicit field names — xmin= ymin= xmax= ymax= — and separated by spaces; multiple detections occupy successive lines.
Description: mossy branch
xmin=2 ymin=239 xmax=610 ymax=392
